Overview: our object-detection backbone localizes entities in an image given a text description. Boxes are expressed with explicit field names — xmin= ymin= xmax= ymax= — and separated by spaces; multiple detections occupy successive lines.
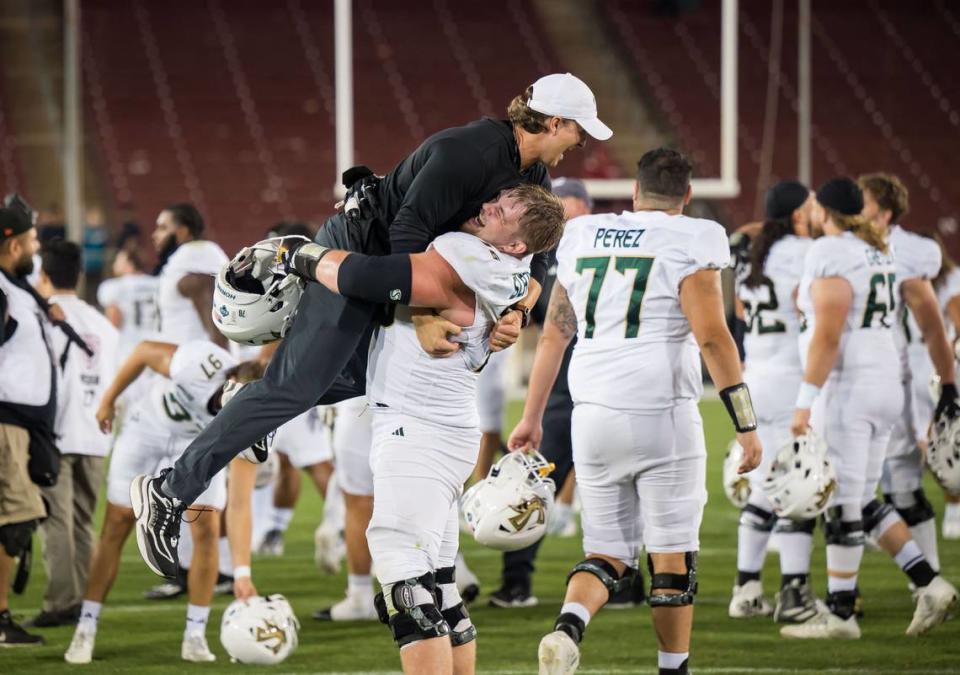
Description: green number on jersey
xmin=162 ymin=392 xmax=192 ymax=423
xmin=742 ymin=278 xmax=786 ymax=335
xmin=575 ymin=256 xmax=655 ymax=339
xmin=861 ymin=272 xmax=896 ymax=328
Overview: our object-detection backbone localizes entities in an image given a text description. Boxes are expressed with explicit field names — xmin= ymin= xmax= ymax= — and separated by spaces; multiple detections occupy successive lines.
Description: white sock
xmin=559 ymin=601 xmax=591 ymax=627
xmin=778 ymin=532 xmax=813 ymax=575
xmin=946 ymin=503 xmax=960 ymax=519
xmin=177 ymin=521 xmax=193 ymax=573
xmin=218 ymin=537 xmax=233 ymax=577
xmin=736 ymin=524 xmax=771 ymax=577
xmin=184 ymin=604 xmax=210 ymax=639
xmin=908 ymin=519 xmax=940 ymax=572
xmin=826 ymin=544 xmax=863 ymax=593
xmin=78 ymin=600 xmax=101 ymax=632
xmin=894 ymin=539 xmax=925 ymax=569
xmin=658 ymin=650 xmax=689 ymax=670
xmin=322 ymin=472 xmax=345 ymax=532
xmin=347 ymin=574 xmax=374 ymax=599
xmin=272 ymin=507 xmax=294 ymax=532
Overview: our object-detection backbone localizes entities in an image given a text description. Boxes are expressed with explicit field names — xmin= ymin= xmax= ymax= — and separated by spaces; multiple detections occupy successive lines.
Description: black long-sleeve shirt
xmin=376 ymin=118 xmax=551 ymax=283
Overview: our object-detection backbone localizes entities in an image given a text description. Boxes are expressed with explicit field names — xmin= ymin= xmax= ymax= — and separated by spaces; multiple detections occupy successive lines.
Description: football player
xmin=512 ymin=149 xmax=762 ymax=675
xmin=784 ymin=178 xmax=957 ymax=639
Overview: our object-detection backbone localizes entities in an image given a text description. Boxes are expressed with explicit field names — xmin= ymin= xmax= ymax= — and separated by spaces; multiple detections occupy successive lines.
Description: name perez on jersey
xmin=593 ymin=227 xmax=647 ymax=249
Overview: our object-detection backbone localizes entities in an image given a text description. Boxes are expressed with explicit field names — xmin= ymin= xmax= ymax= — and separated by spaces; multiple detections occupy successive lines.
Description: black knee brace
xmin=740 ymin=503 xmax=777 ymax=532
xmin=884 ymin=490 xmax=936 ymax=527
xmin=435 ymin=566 xmax=476 ymax=646
xmin=774 ymin=517 xmax=816 ymax=535
xmin=373 ymin=572 xmax=450 ymax=647
xmin=647 ymin=552 xmax=698 ymax=607
xmin=567 ymin=558 xmax=634 ymax=601
xmin=822 ymin=506 xmax=864 ymax=546
xmin=0 ymin=519 xmax=38 ymax=558
xmin=862 ymin=499 xmax=896 ymax=535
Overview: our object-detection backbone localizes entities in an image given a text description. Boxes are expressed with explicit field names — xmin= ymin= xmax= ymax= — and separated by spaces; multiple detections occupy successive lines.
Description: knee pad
xmin=884 ymin=490 xmax=935 ymax=527
xmin=567 ymin=558 xmax=634 ymax=601
xmin=740 ymin=503 xmax=777 ymax=532
xmin=774 ymin=517 xmax=816 ymax=535
xmin=862 ymin=499 xmax=898 ymax=537
xmin=822 ymin=506 xmax=864 ymax=546
xmin=435 ymin=566 xmax=476 ymax=646
xmin=646 ymin=552 xmax=698 ymax=607
xmin=0 ymin=519 xmax=38 ymax=558
xmin=374 ymin=572 xmax=450 ymax=647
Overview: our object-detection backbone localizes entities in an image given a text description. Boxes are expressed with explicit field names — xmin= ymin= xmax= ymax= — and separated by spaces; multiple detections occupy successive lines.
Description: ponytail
xmin=744 ymin=218 xmax=794 ymax=288
xmin=825 ymin=208 xmax=889 ymax=254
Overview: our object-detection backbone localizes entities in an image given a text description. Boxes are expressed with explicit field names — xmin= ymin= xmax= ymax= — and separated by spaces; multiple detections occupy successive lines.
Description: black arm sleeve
xmin=390 ymin=139 xmax=486 ymax=255
xmin=337 ymin=253 xmax=413 ymax=305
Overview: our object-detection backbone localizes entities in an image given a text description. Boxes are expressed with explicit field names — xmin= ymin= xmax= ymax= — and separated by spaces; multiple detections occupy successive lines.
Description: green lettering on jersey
xmin=861 ymin=272 xmax=896 ymax=328
xmin=162 ymin=392 xmax=192 ymax=423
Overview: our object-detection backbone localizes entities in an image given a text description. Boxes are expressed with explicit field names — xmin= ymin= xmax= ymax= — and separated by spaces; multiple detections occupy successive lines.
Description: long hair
xmin=824 ymin=207 xmax=889 ymax=253
xmin=744 ymin=218 xmax=794 ymax=288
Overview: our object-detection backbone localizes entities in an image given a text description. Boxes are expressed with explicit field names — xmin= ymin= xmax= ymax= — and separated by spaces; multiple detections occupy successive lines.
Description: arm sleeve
xmin=390 ymin=139 xmax=487 ymax=254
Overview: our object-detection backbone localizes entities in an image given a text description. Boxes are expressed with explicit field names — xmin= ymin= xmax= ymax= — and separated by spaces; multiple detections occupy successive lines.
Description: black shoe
xmin=774 ymin=578 xmax=820 ymax=624
xmin=130 ymin=469 xmax=186 ymax=579
xmin=488 ymin=584 xmax=538 ymax=608
xmin=0 ymin=610 xmax=44 ymax=646
xmin=23 ymin=607 xmax=77 ymax=629
xmin=460 ymin=582 xmax=480 ymax=605
xmin=214 ymin=573 xmax=234 ymax=596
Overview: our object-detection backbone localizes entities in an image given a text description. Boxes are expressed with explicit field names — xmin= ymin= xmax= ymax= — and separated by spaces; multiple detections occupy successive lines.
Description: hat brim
xmin=577 ymin=116 xmax=613 ymax=141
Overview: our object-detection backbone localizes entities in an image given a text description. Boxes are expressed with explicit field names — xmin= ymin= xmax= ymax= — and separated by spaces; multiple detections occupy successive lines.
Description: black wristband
xmin=289 ymin=242 xmax=331 ymax=281
xmin=719 ymin=383 xmax=758 ymax=433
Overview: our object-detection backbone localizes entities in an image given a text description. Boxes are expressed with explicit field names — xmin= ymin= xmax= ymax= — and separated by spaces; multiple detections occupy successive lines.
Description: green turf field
xmin=3 ymin=399 xmax=958 ymax=673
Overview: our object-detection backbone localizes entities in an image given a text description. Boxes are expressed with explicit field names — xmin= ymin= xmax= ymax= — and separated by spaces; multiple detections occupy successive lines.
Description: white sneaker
xmin=943 ymin=512 xmax=960 ymax=540
xmin=455 ymin=553 xmax=481 ymax=604
xmin=538 ymin=630 xmax=580 ymax=675
xmin=906 ymin=576 xmax=958 ymax=636
xmin=728 ymin=580 xmax=774 ymax=618
xmin=780 ymin=608 xmax=861 ymax=639
xmin=313 ymin=593 xmax=378 ymax=621
xmin=313 ymin=523 xmax=344 ymax=575
xmin=64 ymin=626 xmax=95 ymax=664
xmin=181 ymin=634 xmax=216 ymax=662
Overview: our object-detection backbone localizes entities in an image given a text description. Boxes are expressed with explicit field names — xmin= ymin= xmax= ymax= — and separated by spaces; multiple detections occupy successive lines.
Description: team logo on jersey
xmin=389 ymin=289 xmax=402 ymax=301
xmin=510 ymin=272 xmax=530 ymax=301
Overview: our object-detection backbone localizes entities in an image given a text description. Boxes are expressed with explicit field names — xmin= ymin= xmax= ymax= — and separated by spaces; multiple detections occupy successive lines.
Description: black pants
xmin=501 ymin=342 xmax=575 ymax=590
xmin=166 ymin=214 xmax=381 ymax=503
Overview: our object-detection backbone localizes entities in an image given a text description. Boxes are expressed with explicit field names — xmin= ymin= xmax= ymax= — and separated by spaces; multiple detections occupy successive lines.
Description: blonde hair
xmin=510 ymin=183 xmax=566 ymax=254
xmin=507 ymin=86 xmax=552 ymax=134
xmin=858 ymin=172 xmax=909 ymax=223
xmin=824 ymin=207 xmax=889 ymax=253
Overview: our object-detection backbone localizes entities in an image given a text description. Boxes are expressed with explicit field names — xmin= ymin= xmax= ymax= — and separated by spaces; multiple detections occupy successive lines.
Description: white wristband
xmin=233 ymin=565 xmax=251 ymax=579
xmin=795 ymin=382 xmax=821 ymax=409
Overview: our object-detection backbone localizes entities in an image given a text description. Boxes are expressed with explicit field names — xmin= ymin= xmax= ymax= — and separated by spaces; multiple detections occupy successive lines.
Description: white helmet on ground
xmin=460 ymin=451 xmax=556 ymax=552
xmin=722 ymin=439 xmax=751 ymax=508
xmin=762 ymin=431 xmax=837 ymax=520
xmin=212 ymin=238 xmax=307 ymax=346
xmin=220 ymin=594 xmax=300 ymax=665
xmin=928 ymin=410 xmax=960 ymax=494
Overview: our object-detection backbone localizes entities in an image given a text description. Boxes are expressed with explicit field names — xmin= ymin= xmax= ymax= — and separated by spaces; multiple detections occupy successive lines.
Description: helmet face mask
xmin=220 ymin=594 xmax=300 ymax=665
xmin=461 ymin=451 xmax=556 ymax=552
xmin=762 ymin=431 xmax=836 ymax=520
xmin=212 ymin=241 xmax=306 ymax=346
xmin=928 ymin=409 xmax=960 ymax=494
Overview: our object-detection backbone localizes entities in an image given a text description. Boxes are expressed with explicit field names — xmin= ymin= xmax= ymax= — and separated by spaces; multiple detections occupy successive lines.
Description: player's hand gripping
xmin=412 ymin=312 xmax=463 ymax=357
xmin=233 ymin=576 xmax=258 ymax=600
xmin=508 ymin=415 xmax=543 ymax=453
xmin=791 ymin=407 xmax=812 ymax=438
xmin=96 ymin=398 xmax=117 ymax=434
xmin=490 ymin=310 xmax=522 ymax=352
xmin=735 ymin=429 xmax=762 ymax=474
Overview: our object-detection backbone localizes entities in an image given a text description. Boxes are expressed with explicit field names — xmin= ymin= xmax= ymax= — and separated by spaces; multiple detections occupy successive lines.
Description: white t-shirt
xmin=0 ymin=272 xmax=55 ymax=407
xmin=797 ymin=232 xmax=899 ymax=379
xmin=49 ymin=295 xmax=119 ymax=457
xmin=556 ymin=210 xmax=730 ymax=411
xmin=131 ymin=340 xmax=236 ymax=439
xmin=737 ymin=235 xmax=810 ymax=373
xmin=366 ymin=232 xmax=531 ymax=428
xmin=157 ymin=240 xmax=227 ymax=345
xmin=97 ymin=273 xmax=160 ymax=362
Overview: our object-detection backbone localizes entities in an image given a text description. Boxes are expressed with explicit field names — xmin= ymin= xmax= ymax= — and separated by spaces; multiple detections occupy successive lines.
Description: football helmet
xmin=220 ymin=594 xmax=300 ymax=665
xmin=762 ymin=431 xmax=836 ymax=520
xmin=212 ymin=237 xmax=307 ymax=346
xmin=460 ymin=451 xmax=556 ymax=552
xmin=928 ymin=408 xmax=960 ymax=494
xmin=722 ymin=439 xmax=751 ymax=508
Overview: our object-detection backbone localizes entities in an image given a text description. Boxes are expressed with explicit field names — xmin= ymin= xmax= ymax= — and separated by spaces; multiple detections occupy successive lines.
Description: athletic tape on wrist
xmin=233 ymin=565 xmax=251 ymax=579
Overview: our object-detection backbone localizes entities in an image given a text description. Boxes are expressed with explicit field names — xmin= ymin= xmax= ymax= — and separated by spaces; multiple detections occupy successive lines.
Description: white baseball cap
xmin=527 ymin=73 xmax=613 ymax=141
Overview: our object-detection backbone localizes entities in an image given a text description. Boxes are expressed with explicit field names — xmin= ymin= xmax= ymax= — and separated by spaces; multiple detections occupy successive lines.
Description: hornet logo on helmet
xmin=255 ymin=620 xmax=288 ymax=655
xmin=219 ymin=305 xmax=229 ymax=318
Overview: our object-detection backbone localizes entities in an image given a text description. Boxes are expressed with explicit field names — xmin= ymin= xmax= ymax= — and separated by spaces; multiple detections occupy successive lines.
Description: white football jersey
xmin=797 ymin=232 xmax=899 ymax=377
xmin=131 ymin=340 xmax=236 ymax=439
xmin=97 ymin=273 xmax=160 ymax=361
xmin=937 ymin=267 xmax=960 ymax=341
xmin=157 ymin=240 xmax=227 ymax=344
xmin=889 ymin=225 xmax=941 ymax=366
xmin=737 ymin=235 xmax=810 ymax=372
xmin=366 ymin=232 xmax=531 ymax=428
xmin=556 ymin=210 xmax=730 ymax=411
xmin=49 ymin=295 xmax=119 ymax=457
